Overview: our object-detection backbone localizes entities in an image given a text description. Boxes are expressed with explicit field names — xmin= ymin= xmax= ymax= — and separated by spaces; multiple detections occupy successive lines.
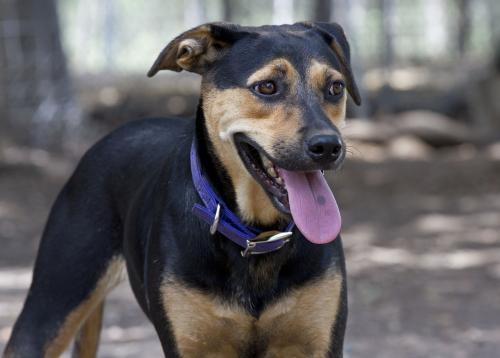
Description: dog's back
xmin=4 ymin=117 xmax=190 ymax=357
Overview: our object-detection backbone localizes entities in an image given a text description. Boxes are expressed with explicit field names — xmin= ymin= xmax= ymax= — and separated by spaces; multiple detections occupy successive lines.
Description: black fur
xmin=4 ymin=22 xmax=358 ymax=358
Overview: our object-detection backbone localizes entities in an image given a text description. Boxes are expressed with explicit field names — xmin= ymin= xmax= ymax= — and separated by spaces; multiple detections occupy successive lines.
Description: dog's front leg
xmin=159 ymin=277 xmax=255 ymax=358
xmin=257 ymin=271 xmax=345 ymax=358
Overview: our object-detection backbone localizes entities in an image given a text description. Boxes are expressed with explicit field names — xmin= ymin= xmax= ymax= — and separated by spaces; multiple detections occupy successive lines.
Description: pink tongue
xmin=279 ymin=169 xmax=341 ymax=244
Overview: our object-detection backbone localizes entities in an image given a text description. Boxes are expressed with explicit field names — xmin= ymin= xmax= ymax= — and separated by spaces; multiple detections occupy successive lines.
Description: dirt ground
xmin=0 ymin=139 xmax=499 ymax=357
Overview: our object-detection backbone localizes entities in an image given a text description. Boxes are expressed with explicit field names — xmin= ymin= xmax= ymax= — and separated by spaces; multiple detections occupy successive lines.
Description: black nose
xmin=307 ymin=134 xmax=343 ymax=163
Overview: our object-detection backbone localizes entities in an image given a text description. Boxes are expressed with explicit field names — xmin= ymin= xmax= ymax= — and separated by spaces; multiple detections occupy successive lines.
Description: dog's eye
xmin=328 ymin=81 xmax=345 ymax=97
xmin=253 ymin=81 xmax=277 ymax=96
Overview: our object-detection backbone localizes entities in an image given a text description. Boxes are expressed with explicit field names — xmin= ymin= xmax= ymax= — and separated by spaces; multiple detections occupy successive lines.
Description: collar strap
xmin=190 ymin=140 xmax=294 ymax=257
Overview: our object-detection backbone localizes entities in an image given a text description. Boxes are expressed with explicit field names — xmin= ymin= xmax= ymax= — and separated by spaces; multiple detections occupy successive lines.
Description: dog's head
xmin=149 ymin=22 xmax=360 ymax=242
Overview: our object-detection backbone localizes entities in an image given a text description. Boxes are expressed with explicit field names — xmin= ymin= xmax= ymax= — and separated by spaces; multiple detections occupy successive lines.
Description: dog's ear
xmin=147 ymin=23 xmax=248 ymax=77
xmin=300 ymin=22 xmax=361 ymax=106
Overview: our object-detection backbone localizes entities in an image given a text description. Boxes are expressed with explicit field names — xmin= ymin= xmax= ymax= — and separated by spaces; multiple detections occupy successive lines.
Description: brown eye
xmin=328 ymin=81 xmax=345 ymax=97
xmin=253 ymin=81 xmax=277 ymax=95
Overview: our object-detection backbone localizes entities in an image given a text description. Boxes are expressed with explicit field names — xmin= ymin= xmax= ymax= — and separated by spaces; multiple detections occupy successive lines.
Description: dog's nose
xmin=307 ymin=134 xmax=343 ymax=163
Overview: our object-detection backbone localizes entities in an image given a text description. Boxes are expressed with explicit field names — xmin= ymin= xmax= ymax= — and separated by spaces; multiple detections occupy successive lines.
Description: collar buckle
xmin=209 ymin=204 xmax=221 ymax=235
xmin=240 ymin=231 xmax=293 ymax=257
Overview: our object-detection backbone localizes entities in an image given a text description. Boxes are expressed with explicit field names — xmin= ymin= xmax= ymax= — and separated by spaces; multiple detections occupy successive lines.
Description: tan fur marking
xmin=201 ymin=58 xmax=347 ymax=224
xmin=202 ymin=82 xmax=302 ymax=224
xmin=72 ymin=302 xmax=104 ymax=358
xmin=257 ymin=271 xmax=343 ymax=357
xmin=162 ymin=279 xmax=254 ymax=358
xmin=201 ymin=59 xmax=302 ymax=224
xmin=150 ymin=24 xmax=231 ymax=75
xmin=43 ymin=258 xmax=125 ymax=358
xmin=176 ymin=38 xmax=205 ymax=69
xmin=246 ymin=58 xmax=299 ymax=92
xmin=307 ymin=59 xmax=347 ymax=128
xmin=308 ymin=60 xmax=344 ymax=92
xmin=162 ymin=272 xmax=342 ymax=357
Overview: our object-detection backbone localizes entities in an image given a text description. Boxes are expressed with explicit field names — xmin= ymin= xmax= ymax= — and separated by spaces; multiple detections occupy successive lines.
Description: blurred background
xmin=1 ymin=0 xmax=500 ymax=357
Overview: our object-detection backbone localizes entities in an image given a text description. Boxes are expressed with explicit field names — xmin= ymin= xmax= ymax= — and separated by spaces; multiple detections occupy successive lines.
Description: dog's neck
xmin=195 ymin=102 xmax=237 ymax=212
xmin=195 ymin=101 xmax=284 ymax=228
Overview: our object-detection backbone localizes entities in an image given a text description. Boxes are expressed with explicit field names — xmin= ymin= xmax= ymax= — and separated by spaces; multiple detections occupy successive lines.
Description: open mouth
xmin=234 ymin=135 xmax=291 ymax=214
xmin=234 ymin=133 xmax=342 ymax=244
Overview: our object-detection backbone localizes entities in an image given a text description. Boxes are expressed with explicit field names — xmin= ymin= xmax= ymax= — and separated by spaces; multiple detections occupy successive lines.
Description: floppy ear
xmin=147 ymin=22 xmax=247 ymax=77
xmin=300 ymin=22 xmax=361 ymax=106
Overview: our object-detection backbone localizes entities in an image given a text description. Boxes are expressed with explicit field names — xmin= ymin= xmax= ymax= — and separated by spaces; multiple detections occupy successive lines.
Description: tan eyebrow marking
xmin=308 ymin=59 xmax=347 ymax=128
xmin=246 ymin=58 xmax=299 ymax=93
xmin=308 ymin=59 xmax=344 ymax=91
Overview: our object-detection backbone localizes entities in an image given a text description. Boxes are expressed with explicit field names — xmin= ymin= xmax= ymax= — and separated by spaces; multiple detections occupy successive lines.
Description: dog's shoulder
xmin=71 ymin=117 xmax=190 ymax=175
xmin=91 ymin=117 xmax=193 ymax=161
xmin=62 ymin=117 xmax=194 ymax=210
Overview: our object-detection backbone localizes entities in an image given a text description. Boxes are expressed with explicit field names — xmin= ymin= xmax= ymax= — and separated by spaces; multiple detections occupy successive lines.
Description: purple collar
xmin=190 ymin=140 xmax=294 ymax=257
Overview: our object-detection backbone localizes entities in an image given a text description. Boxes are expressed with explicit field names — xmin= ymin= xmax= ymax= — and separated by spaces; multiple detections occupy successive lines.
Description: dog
xmin=4 ymin=21 xmax=361 ymax=358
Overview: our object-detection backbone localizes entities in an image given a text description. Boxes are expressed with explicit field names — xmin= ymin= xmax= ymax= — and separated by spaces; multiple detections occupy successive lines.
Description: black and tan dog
xmin=4 ymin=21 xmax=361 ymax=358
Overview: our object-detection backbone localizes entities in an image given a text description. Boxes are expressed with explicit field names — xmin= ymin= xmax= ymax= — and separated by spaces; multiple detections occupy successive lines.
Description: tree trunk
xmin=456 ymin=0 xmax=470 ymax=56
xmin=0 ymin=0 xmax=80 ymax=150
xmin=378 ymin=0 xmax=395 ymax=69
xmin=222 ymin=0 xmax=234 ymax=22
xmin=487 ymin=0 xmax=500 ymax=52
xmin=313 ymin=0 xmax=331 ymax=22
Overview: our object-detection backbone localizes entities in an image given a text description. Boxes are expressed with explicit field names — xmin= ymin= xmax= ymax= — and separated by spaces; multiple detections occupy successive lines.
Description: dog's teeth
xmin=275 ymin=177 xmax=283 ymax=185
xmin=268 ymin=166 xmax=277 ymax=178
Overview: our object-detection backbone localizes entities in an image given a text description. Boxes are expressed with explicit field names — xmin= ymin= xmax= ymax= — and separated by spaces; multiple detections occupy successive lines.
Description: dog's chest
xmin=161 ymin=271 xmax=342 ymax=358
